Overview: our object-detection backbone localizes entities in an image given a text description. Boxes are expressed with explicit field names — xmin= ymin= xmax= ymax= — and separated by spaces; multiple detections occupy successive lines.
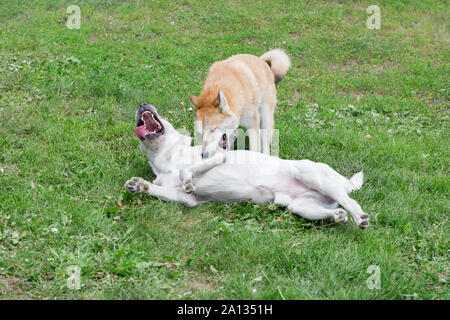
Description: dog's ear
xmin=216 ymin=90 xmax=231 ymax=114
xmin=189 ymin=94 xmax=199 ymax=109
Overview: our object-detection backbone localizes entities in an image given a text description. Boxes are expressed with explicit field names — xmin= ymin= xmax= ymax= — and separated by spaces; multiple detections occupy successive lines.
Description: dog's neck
xmin=140 ymin=128 xmax=193 ymax=175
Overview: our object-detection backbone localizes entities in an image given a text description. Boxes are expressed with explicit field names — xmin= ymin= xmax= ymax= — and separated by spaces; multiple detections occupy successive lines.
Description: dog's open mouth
xmin=135 ymin=109 xmax=164 ymax=141
xmin=219 ymin=133 xmax=227 ymax=150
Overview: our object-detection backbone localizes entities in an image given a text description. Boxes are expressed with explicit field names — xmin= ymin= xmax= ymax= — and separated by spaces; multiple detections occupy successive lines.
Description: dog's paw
xmin=182 ymin=177 xmax=195 ymax=194
xmin=356 ymin=213 xmax=370 ymax=229
xmin=125 ymin=177 xmax=149 ymax=193
xmin=333 ymin=209 xmax=348 ymax=224
xmin=179 ymin=169 xmax=195 ymax=194
xmin=125 ymin=177 xmax=141 ymax=193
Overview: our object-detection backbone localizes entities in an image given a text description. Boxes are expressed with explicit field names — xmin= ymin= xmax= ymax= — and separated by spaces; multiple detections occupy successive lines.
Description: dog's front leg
xmin=248 ymin=113 xmax=261 ymax=153
xmin=259 ymin=105 xmax=274 ymax=155
xmin=179 ymin=150 xmax=226 ymax=194
xmin=124 ymin=177 xmax=197 ymax=207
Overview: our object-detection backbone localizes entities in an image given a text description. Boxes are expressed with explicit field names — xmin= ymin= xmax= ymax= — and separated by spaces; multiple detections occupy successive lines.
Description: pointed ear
xmin=217 ymin=90 xmax=231 ymax=114
xmin=189 ymin=94 xmax=199 ymax=109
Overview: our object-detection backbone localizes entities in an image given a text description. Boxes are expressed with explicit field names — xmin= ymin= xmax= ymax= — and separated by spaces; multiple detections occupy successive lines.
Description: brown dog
xmin=189 ymin=49 xmax=290 ymax=158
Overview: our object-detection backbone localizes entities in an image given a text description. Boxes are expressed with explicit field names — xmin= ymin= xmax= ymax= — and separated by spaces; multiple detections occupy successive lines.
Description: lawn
xmin=0 ymin=0 xmax=448 ymax=299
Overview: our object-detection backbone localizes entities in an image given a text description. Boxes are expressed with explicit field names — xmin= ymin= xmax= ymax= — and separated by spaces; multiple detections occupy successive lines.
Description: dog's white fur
xmin=125 ymin=108 xmax=369 ymax=228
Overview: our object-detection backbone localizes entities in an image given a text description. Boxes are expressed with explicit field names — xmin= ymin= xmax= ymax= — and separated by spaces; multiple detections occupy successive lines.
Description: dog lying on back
xmin=125 ymin=104 xmax=370 ymax=229
xmin=189 ymin=49 xmax=290 ymax=158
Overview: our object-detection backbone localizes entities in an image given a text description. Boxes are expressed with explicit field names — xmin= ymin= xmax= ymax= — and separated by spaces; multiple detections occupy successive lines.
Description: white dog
xmin=125 ymin=104 xmax=369 ymax=228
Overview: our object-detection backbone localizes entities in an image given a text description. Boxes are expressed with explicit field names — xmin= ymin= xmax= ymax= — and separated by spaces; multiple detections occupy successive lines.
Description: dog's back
xmin=196 ymin=50 xmax=289 ymax=119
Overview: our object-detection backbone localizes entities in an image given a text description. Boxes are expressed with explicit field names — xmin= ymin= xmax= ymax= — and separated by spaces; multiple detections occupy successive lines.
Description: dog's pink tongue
xmin=135 ymin=125 xmax=148 ymax=140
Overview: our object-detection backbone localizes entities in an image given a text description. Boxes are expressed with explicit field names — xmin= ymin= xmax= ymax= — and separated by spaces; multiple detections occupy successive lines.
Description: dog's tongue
xmin=135 ymin=125 xmax=149 ymax=140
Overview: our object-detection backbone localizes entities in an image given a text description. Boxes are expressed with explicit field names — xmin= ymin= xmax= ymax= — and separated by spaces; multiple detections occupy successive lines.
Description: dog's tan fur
xmin=189 ymin=49 xmax=290 ymax=157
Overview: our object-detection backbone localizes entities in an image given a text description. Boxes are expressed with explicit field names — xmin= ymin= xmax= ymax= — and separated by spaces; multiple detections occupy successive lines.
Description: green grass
xmin=0 ymin=0 xmax=448 ymax=299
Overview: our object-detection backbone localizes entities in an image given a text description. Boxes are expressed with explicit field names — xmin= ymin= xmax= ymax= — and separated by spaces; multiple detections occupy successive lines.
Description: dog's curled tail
xmin=347 ymin=171 xmax=364 ymax=193
xmin=260 ymin=49 xmax=291 ymax=83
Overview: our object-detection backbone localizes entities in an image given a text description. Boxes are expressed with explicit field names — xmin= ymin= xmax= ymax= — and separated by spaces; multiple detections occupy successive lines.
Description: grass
xmin=0 ymin=0 xmax=448 ymax=299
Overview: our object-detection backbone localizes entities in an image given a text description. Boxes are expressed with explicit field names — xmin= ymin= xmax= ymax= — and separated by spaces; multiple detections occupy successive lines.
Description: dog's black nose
xmin=139 ymin=103 xmax=149 ymax=110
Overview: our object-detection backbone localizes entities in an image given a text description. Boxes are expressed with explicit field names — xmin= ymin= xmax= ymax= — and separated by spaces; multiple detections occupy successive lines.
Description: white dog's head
xmin=134 ymin=104 xmax=191 ymax=157
xmin=135 ymin=103 xmax=167 ymax=145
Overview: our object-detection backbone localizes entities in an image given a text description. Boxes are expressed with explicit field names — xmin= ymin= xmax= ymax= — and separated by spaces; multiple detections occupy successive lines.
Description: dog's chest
xmin=239 ymin=109 xmax=257 ymax=128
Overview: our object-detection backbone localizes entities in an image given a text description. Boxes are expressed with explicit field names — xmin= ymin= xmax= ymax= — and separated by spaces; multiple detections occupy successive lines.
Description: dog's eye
xmin=222 ymin=133 xmax=227 ymax=140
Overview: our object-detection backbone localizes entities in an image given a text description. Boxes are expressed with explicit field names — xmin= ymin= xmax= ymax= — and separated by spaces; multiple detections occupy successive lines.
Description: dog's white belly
xmin=193 ymin=162 xmax=312 ymax=204
xmin=194 ymin=165 xmax=273 ymax=203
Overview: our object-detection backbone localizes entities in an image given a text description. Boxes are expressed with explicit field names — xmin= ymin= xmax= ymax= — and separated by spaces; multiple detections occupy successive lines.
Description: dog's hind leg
xmin=273 ymin=193 xmax=292 ymax=208
xmin=125 ymin=177 xmax=198 ymax=207
xmin=259 ymin=103 xmax=275 ymax=155
xmin=290 ymin=160 xmax=369 ymax=228
xmin=287 ymin=197 xmax=348 ymax=224
xmin=333 ymin=195 xmax=369 ymax=229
